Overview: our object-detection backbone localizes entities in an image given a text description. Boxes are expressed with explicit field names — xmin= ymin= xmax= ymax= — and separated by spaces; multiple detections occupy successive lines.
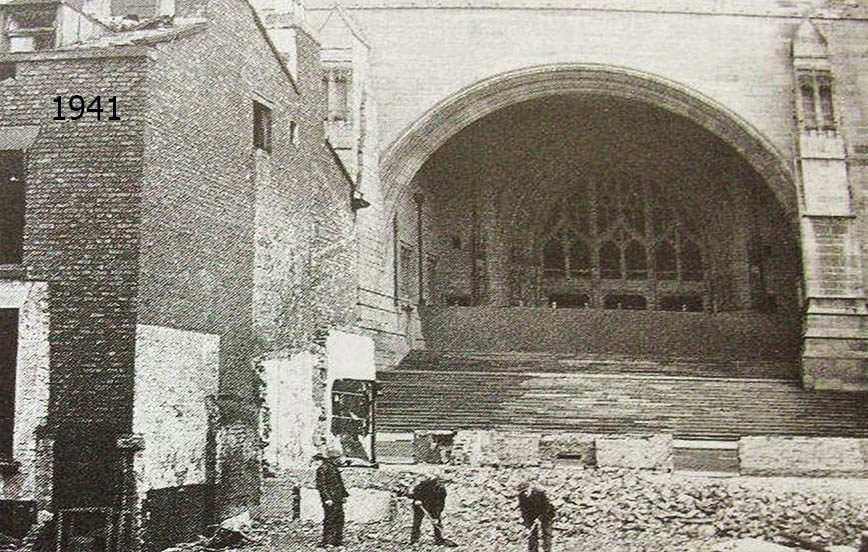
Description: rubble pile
xmin=157 ymin=466 xmax=868 ymax=551
xmin=0 ymin=534 xmax=20 ymax=552
xmin=355 ymin=467 xmax=868 ymax=550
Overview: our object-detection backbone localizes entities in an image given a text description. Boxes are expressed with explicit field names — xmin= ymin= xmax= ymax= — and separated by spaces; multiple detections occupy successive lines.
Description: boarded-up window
xmin=111 ymin=0 xmax=158 ymax=17
xmin=0 ymin=151 xmax=25 ymax=265
xmin=0 ymin=309 xmax=18 ymax=459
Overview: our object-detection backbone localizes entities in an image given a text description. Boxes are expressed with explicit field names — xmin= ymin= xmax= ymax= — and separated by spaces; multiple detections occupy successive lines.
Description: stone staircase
xmin=376 ymin=351 xmax=868 ymax=439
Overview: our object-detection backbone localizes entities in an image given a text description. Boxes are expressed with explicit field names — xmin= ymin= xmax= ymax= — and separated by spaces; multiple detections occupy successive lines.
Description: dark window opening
xmin=818 ymin=77 xmax=835 ymax=130
xmin=445 ymin=295 xmax=472 ymax=307
xmin=327 ymin=69 xmax=351 ymax=122
xmin=399 ymin=243 xmax=414 ymax=299
xmin=660 ymin=295 xmax=703 ymax=312
xmin=548 ymin=293 xmax=590 ymax=309
xmin=0 ymin=64 xmax=15 ymax=82
xmin=0 ymin=151 xmax=25 ymax=265
xmin=426 ymin=255 xmax=438 ymax=305
xmin=655 ymin=242 xmax=677 ymax=280
xmin=625 ymin=240 xmax=647 ymax=280
xmin=800 ymin=73 xmax=836 ymax=132
xmin=599 ymin=241 xmax=620 ymax=279
xmin=800 ymin=81 xmax=818 ymax=130
xmin=7 ymin=7 xmax=56 ymax=52
xmin=568 ymin=240 xmax=591 ymax=278
xmin=253 ymin=101 xmax=272 ymax=153
xmin=0 ymin=309 xmax=19 ymax=459
xmin=603 ymin=294 xmax=647 ymax=310
xmin=10 ymin=7 xmax=55 ymax=28
xmin=681 ymin=240 xmax=704 ymax=281
xmin=31 ymin=33 xmax=54 ymax=51
xmin=450 ymin=236 xmax=462 ymax=250
xmin=542 ymin=235 xmax=565 ymax=277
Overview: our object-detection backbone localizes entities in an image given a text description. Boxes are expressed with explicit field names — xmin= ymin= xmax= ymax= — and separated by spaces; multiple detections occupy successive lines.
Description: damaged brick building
xmin=0 ymin=0 xmax=363 ymax=548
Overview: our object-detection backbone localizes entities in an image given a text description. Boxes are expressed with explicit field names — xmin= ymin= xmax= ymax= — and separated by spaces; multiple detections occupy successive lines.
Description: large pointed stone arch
xmin=380 ymin=63 xmax=797 ymax=219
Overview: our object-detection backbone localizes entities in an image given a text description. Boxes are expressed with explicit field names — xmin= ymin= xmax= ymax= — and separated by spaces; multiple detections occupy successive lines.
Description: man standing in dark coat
xmin=409 ymin=477 xmax=457 ymax=546
xmin=315 ymin=447 xmax=349 ymax=548
xmin=516 ymin=481 xmax=556 ymax=552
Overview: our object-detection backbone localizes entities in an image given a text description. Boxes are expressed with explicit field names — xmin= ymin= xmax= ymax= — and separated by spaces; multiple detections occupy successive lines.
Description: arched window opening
xmin=625 ymin=241 xmax=647 ymax=280
xmin=542 ymin=235 xmax=565 ymax=277
xmin=599 ymin=241 xmax=620 ymax=279
xmin=800 ymin=81 xmax=818 ymax=130
xmin=818 ymin=77 xmax=835 ymax=131
xmin=681 ymin=239 xmax=704 ymax=281
xmin=568 ymin=240 xmax=591 ymax=278
xmin=536 ymin=177 xmax=710 ymax=309
xmin=655 ymin=242 xmax=677 ymax=280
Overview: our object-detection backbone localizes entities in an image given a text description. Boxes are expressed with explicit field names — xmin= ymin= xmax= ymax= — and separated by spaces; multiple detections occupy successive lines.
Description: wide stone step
xmin=394 ymin=350 xmax=800 ymax=379
xmin=376 ymin=365 xmax=868 ymax=438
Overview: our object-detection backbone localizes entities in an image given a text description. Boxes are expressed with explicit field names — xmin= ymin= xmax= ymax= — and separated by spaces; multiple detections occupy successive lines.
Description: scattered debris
xmin=0 ymin=533 xmax=21 ymax=552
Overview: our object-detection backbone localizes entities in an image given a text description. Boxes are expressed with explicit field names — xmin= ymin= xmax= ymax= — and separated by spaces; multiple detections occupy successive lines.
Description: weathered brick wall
xmin=139 ymin=0 xmax=357 ymax=521
xmin=0 ymin=52 xmax=147 ymax=505
xmin=250 ymin=28 xmax=358 ymax=352
xmin=141 ymin=0 xmax=356 ymax=387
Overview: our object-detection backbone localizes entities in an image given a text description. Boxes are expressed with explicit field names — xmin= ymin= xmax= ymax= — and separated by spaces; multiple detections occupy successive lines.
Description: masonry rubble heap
xmin=276 ymin=466 xmax=868 ymax=551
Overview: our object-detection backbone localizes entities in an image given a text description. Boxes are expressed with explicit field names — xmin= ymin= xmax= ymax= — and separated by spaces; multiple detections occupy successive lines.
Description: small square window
xmin=253 ymin=101 xmax=272 ymax=153
xmin=0 ymin=64 xmax=15 ymax=83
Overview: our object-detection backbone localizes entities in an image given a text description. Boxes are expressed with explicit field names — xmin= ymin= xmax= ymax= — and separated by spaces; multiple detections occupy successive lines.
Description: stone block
xmin=595 ymin=434 xmax=672 ymax=470
xmin=739 ymin=436 xmax=868 ymax=477
xmin=300 ymin=487 xmax=393 ymax=523
xmin=538 ymin=433 xmax=597 ymax=466
xmin=452 ymin=431 xmax=541 ymax=467
xmin=414 ymin=431 xmax=455 ymax=464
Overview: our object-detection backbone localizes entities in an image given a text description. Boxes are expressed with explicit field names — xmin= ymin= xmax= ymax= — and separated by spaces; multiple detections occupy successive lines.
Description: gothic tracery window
xmin=537 ymin=175 xmax=707 ymax=309
xmin=798 ymin=71 xmax=836 ymax=132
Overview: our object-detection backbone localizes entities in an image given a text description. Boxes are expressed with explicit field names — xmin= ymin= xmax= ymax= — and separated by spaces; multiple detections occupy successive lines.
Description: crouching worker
xmin=314 ymin=447 xmax=348 ymax=548
xmin=409 ymin=477 xmax=458 ymax=547
xmin=517 ymin=481 xmax=556 ymax=552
